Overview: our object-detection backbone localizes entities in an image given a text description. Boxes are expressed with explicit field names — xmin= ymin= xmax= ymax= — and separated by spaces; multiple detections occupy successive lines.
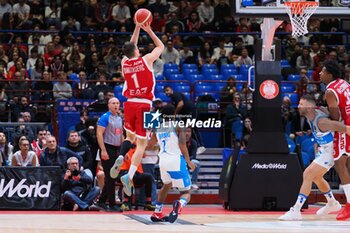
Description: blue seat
xmin=307 ymin=70 xmax=313 ymax=78
xmin=281 ymin=64 xmax=292 ymax=69
xmin=183 ymin=69 xmax=199 ymax=77
xmin=201 ymin=64 xmax=217 ymax=70
xmin=222 ymin=69 xmax=238 ymax=79
xmin=232 ymin=120 xmax=243 ymax=142
xmin=281 ymin=60 xmax=289 ymax=66
xmin=164 ymin=68 xmax=179 ymax=78
xmin=286 ymin=137 xmax=296 ymax=153
xmin=232 ymin=74 xmax=245 ymax=81
xmin=301 ymin=137 xmax=316 ymax=152
xmin=114 ymin=84 xmax=123 ymax=94
xmin=155 ymin=74 xmax=165 ymax=80
xmin=239 ymin=64 xmax=252 ymax=74
xmin=168 ymin=74 xmax=184 ymax=81
xmin=194 ymin=82 xmax=213 ymax=92
xmin=182 ymin=63 xmax=197 ymax=71
xmin=183 ymin=92 xmax=191 ymax=100
xmin=210 ymin=74 xmax=224 ymax=81
xmin=188 ymin=74 xmax=204 ymax=83
xmin=115 ymin=92 xmax=127 ymax=103
xmin=202 ymin=69 xmax=219 ymax=79
xmin=155 ymin=92 xmax=171 ymax=102
xmin=164 ymin=63 xmax=178 ymax=70
xmin=288 ymin=74 xmax=301 ymax=81
xmin=155 ymin=84 xmax=165 ymax=92
xmin=221 ymin=64 xmax=236 ymax=71
xmin=214 ymin=83 xmax=227 ymax=92
xmin=302 ymin=151 xmax=311 ymax=167
xmin=281 ymin=83 xmax=296 ymax=93
xmin=283 ymin=93 xmax=299 ymax=107
xmin=236 ymin=83 xmax=244 ymax=92
xmin=173 ymin=85 xmax=190 ymax=92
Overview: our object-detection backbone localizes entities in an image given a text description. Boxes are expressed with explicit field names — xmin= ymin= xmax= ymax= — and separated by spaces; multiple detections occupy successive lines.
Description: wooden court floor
xmin=0 ymin=205 xmax=349 ymax=233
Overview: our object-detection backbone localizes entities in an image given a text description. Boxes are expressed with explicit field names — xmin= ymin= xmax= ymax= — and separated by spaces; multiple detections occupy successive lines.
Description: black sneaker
xmin=168 ymin=201 xmax=182 ymax=223
xmin=93 ymin=202 xmax=108 ymax=211
xmin=108 ymin=205 xmax=123 ymax=212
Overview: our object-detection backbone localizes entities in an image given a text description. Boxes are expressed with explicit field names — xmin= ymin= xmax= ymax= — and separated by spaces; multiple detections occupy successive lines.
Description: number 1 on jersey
xmin=131 ymin=73 xmax=140 ymax=88
xmin=161 ymin=139 xmax=167 ymax=153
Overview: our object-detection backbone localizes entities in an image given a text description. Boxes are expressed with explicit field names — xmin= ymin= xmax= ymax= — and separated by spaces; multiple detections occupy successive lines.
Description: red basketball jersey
xmin=122 ymin=57 xmax=155 ymax=102
xmin=327 ymin=79 xmax=350 ymax=125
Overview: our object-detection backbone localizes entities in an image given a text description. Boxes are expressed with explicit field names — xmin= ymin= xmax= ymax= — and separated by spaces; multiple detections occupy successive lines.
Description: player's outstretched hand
xmin=141 ymin=22 xmax=152 ymax=33
xmin=187 ymin=161 xmax=196 ymax=172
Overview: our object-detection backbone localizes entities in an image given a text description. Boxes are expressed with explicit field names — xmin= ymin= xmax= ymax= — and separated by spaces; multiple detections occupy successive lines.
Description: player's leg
xmin=335 ymin=156 xmax=350 ymax=220
xmin=120 ymin=137 xmax=148 ymax=196
xmin=151 ymin=165 xmax=172 ymax=222
xmin=314 ymin=176 xmax=341 ymax=215
xmin=279 ymin=162 xmax=326 ymax=220
xmin=110 ymin=101 xmax=136 ymax=179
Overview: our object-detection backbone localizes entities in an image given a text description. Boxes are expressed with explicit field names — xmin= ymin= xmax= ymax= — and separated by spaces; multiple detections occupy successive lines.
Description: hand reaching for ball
xmin=141 ymin=22 xmax=152 ymax=32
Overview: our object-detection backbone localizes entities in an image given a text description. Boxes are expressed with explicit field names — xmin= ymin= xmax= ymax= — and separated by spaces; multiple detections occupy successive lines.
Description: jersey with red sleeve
xmin=122 ymin=57 xmax=155 ymax=102
xmin=327 ymin=79 xmax=350 ymax=126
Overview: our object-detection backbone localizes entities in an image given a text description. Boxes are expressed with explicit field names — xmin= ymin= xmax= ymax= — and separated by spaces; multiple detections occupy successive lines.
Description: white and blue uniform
xmin=307 ymin=109 xmax=334 ymax=170
xmin=155 ymin=122 xmax=191 ymax=191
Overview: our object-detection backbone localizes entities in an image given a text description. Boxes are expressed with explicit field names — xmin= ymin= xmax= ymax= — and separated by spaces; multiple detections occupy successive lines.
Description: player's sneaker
xmin=110 ymin=155 xmax=124 ymax=179
xmin=336 ymin=203 xmax=350 ymax=221
xmin=316 ymin=201 xmax=342 ymax=215
xmin=278 ymin=207 xmax=302 ymax=221
xmin=120 ymin=174 xmax=133 ymax=197
xmin=169 ymin=200 xmax=182 ymax=223
xmin=150 ymin=212 xmax=169 ymax=222
xmin=120 ymin=202 xmax=131 ymax=211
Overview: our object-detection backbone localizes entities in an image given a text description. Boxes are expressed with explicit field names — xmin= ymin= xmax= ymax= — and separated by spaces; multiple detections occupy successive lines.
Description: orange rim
xmin=284 ymin=2 xmax=319 ymax=15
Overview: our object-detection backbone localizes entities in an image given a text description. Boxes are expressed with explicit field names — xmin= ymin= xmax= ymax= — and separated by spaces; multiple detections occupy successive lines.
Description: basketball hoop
xmin=284 ymin=0 xmax=319 ymax=37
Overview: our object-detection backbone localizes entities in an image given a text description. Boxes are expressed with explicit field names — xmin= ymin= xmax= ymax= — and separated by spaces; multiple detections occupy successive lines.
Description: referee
xmin=96 ymin=97 xmax=123 ymax=212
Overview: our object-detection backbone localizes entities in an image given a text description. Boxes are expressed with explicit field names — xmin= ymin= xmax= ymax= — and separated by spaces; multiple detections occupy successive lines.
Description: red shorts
xmin=123 ymin=101 xmax=151 ymax=139
xmin=333 ymin=132 xmax=350 ymax=160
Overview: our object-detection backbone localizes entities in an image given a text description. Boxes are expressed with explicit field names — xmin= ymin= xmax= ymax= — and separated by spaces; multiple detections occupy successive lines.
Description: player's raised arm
xmin=141 ymin=22 xmax=165 ymax=65
xmin=130 ymin=24 xmax=141 ymax=46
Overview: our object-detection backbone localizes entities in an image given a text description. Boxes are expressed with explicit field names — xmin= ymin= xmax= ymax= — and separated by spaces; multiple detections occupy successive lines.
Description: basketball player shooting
xmin=110 ymin=11 xmax=164 ymax=197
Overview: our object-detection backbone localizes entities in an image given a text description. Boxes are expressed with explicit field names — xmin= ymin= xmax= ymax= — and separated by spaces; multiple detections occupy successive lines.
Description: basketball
xmin=134 ymin=8 xmax=153 ymax=26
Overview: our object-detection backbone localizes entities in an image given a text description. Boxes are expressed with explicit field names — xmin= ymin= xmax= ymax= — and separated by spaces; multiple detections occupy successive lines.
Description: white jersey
xmin=155 ymin=121 xmax=182 ymax=157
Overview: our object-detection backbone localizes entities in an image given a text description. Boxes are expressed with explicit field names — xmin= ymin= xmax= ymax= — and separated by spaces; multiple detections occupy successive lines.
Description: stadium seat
xmin=301 ymin=151 xmax=311 ymax=167
xmin=222 ymin=69 xmax=238 ymax=79
xmin=281 ymin=59 xmax=290 ymax=66
xmin=232 ymin=74 xmax=245 ymax=81
xmin=164 ymin=63 xmax=178 ymax=70
xmin=183 ymin=69 xmax=199 ymax=78
xmin=168 ymin=74 xmax=184 ymax=81
xmin=114 ymin=85 xmax=123 ymax=94
xmin=173 ymin=85 xmax=190 ymax=92
xmin=114 ymin=92 xmax=127 ymax=103
xmin=155 ymin=92 xmax=171 ymax=102
xmin=201 ymin=64 xmax=217 ymax=70
xmin=281 ymin=83 xmax=296 ymax=93
xmin=221 ymin=64 xmax=236 ymax=71
xmin=287 ymin=74 xmax=301 ymax=81
xmin=202 ymin=69 xmax=219 ymax=79
xmin=236 ymin=83 xmax=244 ymax=92
xmin=286 ymin=137 xmax=296 ymax=153
xmin=307 ymin=70 xmax=313 ymax=78
xmin=188 ymin=74 xmax=204 ymax=83
xmin=155 ymin=74 xmax=165 ymax=80
xmin=164 ymin=68 xmax=179 ymax=79
xmin=283 ymin=93 xmax=299 ymax=107
xmin=194 ymin=82 xmax=213 ymax=92
xmin=183 ymin=92 xmax=191 ymax=100
xmin=239 ymin=64 xmax=251 ymax=74
xmin=301 ymin=137 xmax=316 ymax=152
xmin=210 ymin=74 xmax=224 ymax=81
xmin=155 ymin=84 xmax=165 ymax=92
xmin=182 ymin=63 xmax=197 ymax=71
xmin=232 ymin=120 xmax=243 ymax=142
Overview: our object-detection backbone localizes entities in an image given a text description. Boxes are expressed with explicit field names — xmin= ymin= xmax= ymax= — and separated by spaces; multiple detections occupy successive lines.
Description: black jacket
xmin=65 ymin=141 xmax=93 ymax=171
xmin=61 ymin=170 xmax=92 ymax=196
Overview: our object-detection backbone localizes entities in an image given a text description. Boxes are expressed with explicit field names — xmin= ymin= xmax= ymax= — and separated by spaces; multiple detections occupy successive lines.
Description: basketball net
xmin=284 ymin=0 xmax=319 ymax=37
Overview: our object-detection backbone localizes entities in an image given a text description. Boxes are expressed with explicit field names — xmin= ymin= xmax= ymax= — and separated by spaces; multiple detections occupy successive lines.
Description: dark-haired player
xmin=321 ymin=60 xmax=350 ymax=220
xmin=110 ymin=21 xmax=164 ymax=198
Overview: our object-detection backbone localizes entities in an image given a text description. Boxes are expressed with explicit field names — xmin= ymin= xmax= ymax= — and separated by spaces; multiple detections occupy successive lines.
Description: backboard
xmin=234 ymin=0 xmax=350 ymax=18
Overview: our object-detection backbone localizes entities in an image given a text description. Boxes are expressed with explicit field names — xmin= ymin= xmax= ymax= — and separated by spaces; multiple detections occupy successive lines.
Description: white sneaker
xmin=110 ymin=155 xmax=124 ymax=179
xmin=191 ymin=184 xmax=199 ymax=190
xmin=316 ymin=201 xmax=342 ymax=215
xmin=278 ymin=207 xmax=302 ymax=221
xmin=197 ymin=146 xmax=206 ymax=154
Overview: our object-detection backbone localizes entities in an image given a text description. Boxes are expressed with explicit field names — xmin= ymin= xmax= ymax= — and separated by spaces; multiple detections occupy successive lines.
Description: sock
xmin=293 ymin=194 xmax=307 ymax=211
xmin=128 ymin=165 xmax=137 ymax=179
xmin=119 ymin=140 xmax=132 ymax=157
xmin=323 ymin=190 xmax=336 ymax=204
xmin=179 ymin=197 xmax=188 ymax=208
xmin=342 ymin=184 xmax=350 ymax=204
xmin=155 ymin=201 xmax=163 ymax=213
